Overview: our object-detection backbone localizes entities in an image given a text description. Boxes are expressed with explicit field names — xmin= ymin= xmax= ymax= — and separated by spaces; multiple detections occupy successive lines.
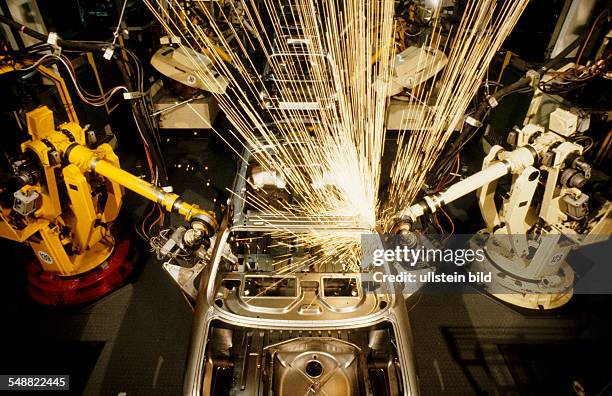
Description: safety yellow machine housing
xmin=0 ymin=106 xmax=123 ymax=276
xmin=1 ymin=106 xmax=216 ymax=285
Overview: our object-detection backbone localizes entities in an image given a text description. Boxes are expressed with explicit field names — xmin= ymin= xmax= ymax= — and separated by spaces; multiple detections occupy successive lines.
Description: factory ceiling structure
xmin=0 ymin=0 xmax=610 ymax=394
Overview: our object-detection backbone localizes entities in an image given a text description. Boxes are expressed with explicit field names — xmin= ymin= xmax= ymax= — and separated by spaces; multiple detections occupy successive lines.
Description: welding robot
xmin=0 ymin=106 xmax=217 ymax=305
xmin=394 ymin=108 xmax=612 ymax=310
xmin=1 ymin=82 xmax=608 ymax=313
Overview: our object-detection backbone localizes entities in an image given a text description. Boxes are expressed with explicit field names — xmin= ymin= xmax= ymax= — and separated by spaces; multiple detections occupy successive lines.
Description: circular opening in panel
xmin=305 ymin=360 xmax=323 ymax=378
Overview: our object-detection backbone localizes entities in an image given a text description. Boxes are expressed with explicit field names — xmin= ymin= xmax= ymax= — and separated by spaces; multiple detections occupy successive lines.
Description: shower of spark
xmin=381 ymin=0 xmax=529 ymax=230
xmin=143 ymin=0 xmax=528 ymax=272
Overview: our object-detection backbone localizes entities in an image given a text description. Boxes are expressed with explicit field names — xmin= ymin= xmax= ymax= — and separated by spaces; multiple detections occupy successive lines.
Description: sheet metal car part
xmin=180 ymin=143 xmax=421 ymax=395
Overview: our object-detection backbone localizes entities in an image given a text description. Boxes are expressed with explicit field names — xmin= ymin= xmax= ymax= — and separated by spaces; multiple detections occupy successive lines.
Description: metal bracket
xmin=162 ymin=260 xmax=207 ymax=301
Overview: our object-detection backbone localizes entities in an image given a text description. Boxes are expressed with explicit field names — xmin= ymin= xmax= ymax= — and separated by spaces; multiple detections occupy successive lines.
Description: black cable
xmin=0 ymin=11 xmax=172 ymax=234
xmin=470 ymin=8 xmax=607 ymax=126
xmin=115 ymin=54 xmax=169 ymax=229
xmin=124 ymin=49 xmax=168 ymax=181
xmin=0 ymin=14 xmax=114 ymax=53
xmin=427 ymin=14 xmax=604 ymax=188
xmin=114 ymin=57 xmax=168 ymax=185
xmin=0 ymin=13 xmax=169 ymax=185
xmin=0 ymin=2 xmax=24 ymax=50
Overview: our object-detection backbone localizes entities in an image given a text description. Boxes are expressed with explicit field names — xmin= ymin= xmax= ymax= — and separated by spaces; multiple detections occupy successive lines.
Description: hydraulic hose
xmin=0 ymin=14 xmax=113 ymax=52
xmin=429 ymin=29 xmax=591 ymax=186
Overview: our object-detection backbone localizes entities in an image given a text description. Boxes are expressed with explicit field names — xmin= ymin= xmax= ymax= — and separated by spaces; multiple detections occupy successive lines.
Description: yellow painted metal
xmin=26 ymin=106 xmax=55 ymax=138
xmin=494 ymin=50 xmax=514 ymax=94
xmin=36 ymin=65 xmax=79 ymax=124
xmin=29 ymin=224 xmax=73 ymax=274
xmin=94 ymin=145 xmax=123 ymax=224
xmin=66 ymin=144 xmax=216 ymax=225
xmin=0 ymin=64 xmax=14 ymax=74
xmin=0 ymin=107 xmax=117 ymax=276
xmin=0 ymin=106 xmax=216 ymax=277
xmin=86 ymin=52 xmax=111 ymax=114
xmin=63 ymin=164 xmax=99 ymax=251
xmin=0 ymin=61 xmax=79 ymax=124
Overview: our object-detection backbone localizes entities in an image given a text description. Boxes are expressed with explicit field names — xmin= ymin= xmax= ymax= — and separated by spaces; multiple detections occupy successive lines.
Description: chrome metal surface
xmin=266 ymin=338 xmax=362 ymax=395
xmin=182 ymin=146 xmax=420 ymax=395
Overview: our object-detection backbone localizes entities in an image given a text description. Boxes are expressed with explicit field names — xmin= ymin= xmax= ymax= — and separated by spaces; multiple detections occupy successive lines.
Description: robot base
xmin=488 ymin=289 xmax=573 ymax=310
xmin=27 ymin=238 xmax=137 ymax=306
xmin=468 ymin=236 xmax=574 ymax=310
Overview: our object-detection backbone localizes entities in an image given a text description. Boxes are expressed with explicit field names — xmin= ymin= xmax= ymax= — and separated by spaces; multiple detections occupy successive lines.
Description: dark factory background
xmin=0 ymin=0 xmax=611 ymax=395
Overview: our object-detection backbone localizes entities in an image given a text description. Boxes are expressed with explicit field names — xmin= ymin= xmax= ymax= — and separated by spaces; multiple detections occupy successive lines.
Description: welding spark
xmin=143 ymin=0 xmax=528 ymax=274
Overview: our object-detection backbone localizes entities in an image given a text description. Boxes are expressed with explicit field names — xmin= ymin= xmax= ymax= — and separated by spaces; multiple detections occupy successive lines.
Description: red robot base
xmin=27 ymin=237 xmax=137 ymax=306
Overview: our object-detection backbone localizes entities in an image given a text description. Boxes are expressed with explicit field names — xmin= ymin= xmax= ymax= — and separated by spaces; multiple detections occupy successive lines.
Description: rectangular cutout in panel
xmin=323 ymin=278 xmax=358 ymax=297
xmin=243 ymin=276 xmax=296 ymax=297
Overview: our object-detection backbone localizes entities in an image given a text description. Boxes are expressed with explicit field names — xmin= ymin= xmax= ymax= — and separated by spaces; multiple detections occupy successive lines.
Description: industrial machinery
xmin=157 ymin=141 xmax=418 ymax=396
xmin=395 ymin=112 xmax=611 ymax=309
xmin=149 ymin=45 xmax=225 ymax=129
xmin=384 ymin=46 xmax=447 ymax=97
xmin=149 ymin=107 xmax=611 ymax=394
xmin=0 ymin=0 xmax=610 ymax=395
xmin=259 ymin=3 xmax=338 ymax=111
xmin=140 ymin=1 xmax=611 ymax=394
xmin=0 ymin=106 xmax=216 ymax=305
xmin=150 ymin=45 xmax=229 ymax=95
